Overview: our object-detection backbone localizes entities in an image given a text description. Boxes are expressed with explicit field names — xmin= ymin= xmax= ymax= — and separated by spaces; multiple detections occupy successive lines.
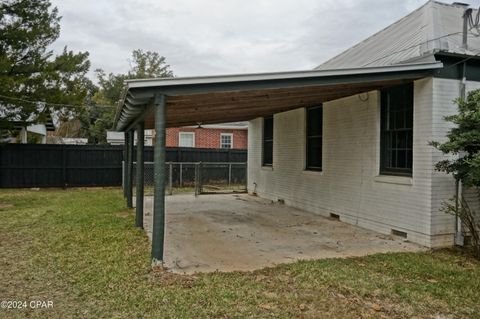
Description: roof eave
xmin=124 ymin=62 xmax=443 ymax=89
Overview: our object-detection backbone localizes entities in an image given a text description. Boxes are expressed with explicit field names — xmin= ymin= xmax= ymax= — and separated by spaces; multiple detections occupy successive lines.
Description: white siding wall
xmin=248 ymin=77 xmax=458 ymax=247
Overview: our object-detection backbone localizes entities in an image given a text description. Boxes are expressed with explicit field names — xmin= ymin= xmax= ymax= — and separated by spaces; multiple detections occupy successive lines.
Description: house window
xmin=220 ymin=133 xmax=233 ymax=149
xmin=262 ymin=116 xmax=273 ymax=166
xmin=179 ymin=132 xmax=195 ymax=147
xmin=306 ymin=105 xmax=323 ymax=170
xmin=380 ymin=83 xmax=413 ymax=176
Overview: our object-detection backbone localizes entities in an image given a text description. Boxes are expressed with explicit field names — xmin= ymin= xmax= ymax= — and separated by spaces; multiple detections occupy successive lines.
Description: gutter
xmin=124 ymin=62 xmax=443 ymax=89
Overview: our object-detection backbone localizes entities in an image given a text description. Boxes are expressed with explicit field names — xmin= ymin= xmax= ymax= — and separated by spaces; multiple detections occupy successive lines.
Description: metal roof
xmin=114 ymin=62 xmax=442 ymax=132
xmin=316 ymin=1 xmax=480 ymax=70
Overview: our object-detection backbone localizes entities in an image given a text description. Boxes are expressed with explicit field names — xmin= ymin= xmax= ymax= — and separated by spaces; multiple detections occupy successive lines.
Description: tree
xmin=0 ymin=0 xmax=90 ymax=134
xmin=97 ymin=49 xmax=173 ymax=106
xmin=432 ymin=90 xmax=480 ymax=258
xmin=82 ymin=49 xmax=173 ymax=143
xmin=128 ymin=49 xmax=173 ymax=79
xmin=77 ymin=86 xmax=116 ymax=144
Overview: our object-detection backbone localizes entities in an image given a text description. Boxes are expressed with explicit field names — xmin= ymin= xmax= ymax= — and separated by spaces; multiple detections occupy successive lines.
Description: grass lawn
xmin=0 ymin=188 xmax=479 ymax=318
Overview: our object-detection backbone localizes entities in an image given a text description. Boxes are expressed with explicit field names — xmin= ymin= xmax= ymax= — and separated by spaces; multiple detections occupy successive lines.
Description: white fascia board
xmin=125 ymin=62 xmax=443 ymax=90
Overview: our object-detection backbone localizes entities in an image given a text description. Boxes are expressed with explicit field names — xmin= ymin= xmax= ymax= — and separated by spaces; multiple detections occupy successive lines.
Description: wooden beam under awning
xmin=141 ymin=77 xmax=414 ymax=129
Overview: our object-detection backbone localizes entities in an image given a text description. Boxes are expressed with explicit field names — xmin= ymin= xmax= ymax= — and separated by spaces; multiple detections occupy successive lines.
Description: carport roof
xmin=114 ymin=61 xmax=443 ymax=131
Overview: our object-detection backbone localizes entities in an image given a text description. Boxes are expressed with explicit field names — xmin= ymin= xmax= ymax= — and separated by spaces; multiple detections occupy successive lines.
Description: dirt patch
xmin=114 ymin=211 xmax=132 ymax=218
xmin=0 ymin=203 xmax=13 ymax=210
xmin=151 ymin=266 xmax=197 ymax=287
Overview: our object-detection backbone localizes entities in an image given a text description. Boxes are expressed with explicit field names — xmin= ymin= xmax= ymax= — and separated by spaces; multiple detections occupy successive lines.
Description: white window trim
xmin=220 ymin=133 xmax=233 ymax=149
xmin=374 ymin=175 xmax=413 ymax=186
xmin=179 ymin=132 xmax=195 ymax=147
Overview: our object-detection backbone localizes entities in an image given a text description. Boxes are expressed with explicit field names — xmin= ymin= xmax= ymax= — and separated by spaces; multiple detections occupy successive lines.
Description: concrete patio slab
xmin=140 ymin=194 xmax=424 ymax=274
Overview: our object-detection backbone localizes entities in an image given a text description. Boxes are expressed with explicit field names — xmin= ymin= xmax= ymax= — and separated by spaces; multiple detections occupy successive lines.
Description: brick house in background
xmin=166 ymin=122 xmax=248 ymax=150
xmin=107 ymin=122 xmax=247 ymax=149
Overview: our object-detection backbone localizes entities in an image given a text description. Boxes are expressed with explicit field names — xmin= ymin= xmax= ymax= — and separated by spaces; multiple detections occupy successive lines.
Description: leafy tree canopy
xmin=128 ymin=49 xmax=173 ymax=79
xmin=96 ymin=49 xmax=174 ymax=106
xmin=0 ymin=0 xmax=91 ymax=130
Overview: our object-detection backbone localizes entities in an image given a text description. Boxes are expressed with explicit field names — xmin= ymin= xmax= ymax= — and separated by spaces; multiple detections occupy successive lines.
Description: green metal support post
xmin=151 ymin=94 xmax=166 ymax=264
xmin=135 ymin=122 xmax=145 ymax=228
xmin=126 ymin=130 xmax=134 ymax=208
xmin=123 ymin=132 xmax=128 ymax=198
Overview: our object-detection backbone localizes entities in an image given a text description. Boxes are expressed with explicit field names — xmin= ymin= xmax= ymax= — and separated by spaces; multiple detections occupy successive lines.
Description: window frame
xmin=220 ymin=133 xmax=233 ymax=149
xmin=379 ymin=83 xmax=414 ymax=177
xmin=178 ymin=132 xmax=195 ymax=148
xmin=262 ymin=116 xmax=273 ymax=167
xmin=305 ymin=105 xmax=323 ymax=171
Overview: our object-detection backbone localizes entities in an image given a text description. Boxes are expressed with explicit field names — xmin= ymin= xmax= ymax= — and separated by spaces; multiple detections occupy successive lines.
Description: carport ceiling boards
xmin=114 ymin=62 xmax=443 ymax=131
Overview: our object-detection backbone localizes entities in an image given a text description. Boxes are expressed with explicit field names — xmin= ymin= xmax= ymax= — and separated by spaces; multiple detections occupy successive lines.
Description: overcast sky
xmin=49 ymin=0 xmax=480 ymax=79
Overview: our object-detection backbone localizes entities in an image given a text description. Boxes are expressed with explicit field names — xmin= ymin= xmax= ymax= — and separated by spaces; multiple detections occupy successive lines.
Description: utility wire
xmin=4 ymin=12 xmax=480 ymax=109
xmin=362 ymin=24 xmax=480 ymax=68
xmin=329 ymin=6 xmax=480 ymax=69
xmin=362 ymin=32 xmax=463 ymax=67
xmin=432 ymin=7 xmax=480 ymax=74
xmin=0 ymin=94 xmax=114 ymax=109
xmin=435 ymin=50 xmax=480 ymax=74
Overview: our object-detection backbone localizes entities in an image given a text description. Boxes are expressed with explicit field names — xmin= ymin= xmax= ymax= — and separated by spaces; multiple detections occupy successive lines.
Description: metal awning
xmin=117 ymin=61 xmax=445 ymax=263
xmin=114 ymin=61 xmax=443 ymax=132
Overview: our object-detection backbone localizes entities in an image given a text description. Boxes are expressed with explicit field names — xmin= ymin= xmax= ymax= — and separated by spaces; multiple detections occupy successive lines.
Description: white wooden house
xmin=248 ymin=1 xmax=480 ymax=247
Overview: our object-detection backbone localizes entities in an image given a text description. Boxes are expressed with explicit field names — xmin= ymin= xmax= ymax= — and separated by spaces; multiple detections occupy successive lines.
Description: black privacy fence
xmin=0 ymin=144 xmax=247 ymax=188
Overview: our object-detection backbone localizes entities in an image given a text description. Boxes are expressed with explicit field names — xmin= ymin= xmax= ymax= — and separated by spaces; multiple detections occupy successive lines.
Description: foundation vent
xmin=391 ymin=229 xmax=408 ymax=239
xmin=330 ymin=213 xmax=340 ymax=220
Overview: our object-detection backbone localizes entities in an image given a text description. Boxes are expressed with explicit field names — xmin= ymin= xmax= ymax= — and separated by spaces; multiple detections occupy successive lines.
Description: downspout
xmin=462 ymin=8 xmax=471 ymax=50
xmin=455 ymin=7 xmax=472 ymax=246
xmin=455 ymin=59 xmax=466 ymax=246
xmin=455 ymin=179 xmax=464 ymax=245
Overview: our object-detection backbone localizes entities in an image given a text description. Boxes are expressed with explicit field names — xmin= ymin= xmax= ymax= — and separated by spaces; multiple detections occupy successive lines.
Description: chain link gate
xmin=127 ymin=162 xmax=247 ymax=196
